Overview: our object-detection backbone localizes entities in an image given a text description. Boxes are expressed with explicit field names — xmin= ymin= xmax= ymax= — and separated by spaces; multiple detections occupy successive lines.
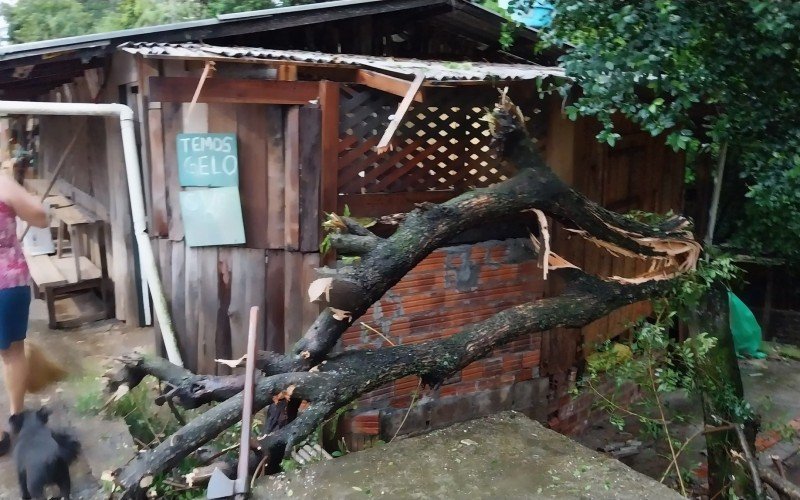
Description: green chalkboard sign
xmin=177 ymin=133 xmax=239 ymax=187
xmin=180 ymin=187 xmax=246 ymax=247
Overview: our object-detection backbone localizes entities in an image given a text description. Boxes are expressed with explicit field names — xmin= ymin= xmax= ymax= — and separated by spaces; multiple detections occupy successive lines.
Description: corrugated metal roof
xmin=0 ymin=0 xmax=449 ymax=62
xmin=121 ymin=42 xmax=565 ymax=82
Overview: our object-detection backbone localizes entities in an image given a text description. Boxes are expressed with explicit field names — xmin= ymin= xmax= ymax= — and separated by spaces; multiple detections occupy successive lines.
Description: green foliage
xmin=209 ymin=0 xmax=322 ymax=13
xmin=280 ymin=457 xmax=300 ymax=472
xmin=147 ymin=457 xmax=203 ymax=499
xmin=509 ymin=0 xmax=800 ymax=262
xmin=95 ymin=0 xmax=206 ymax=31
xmin=578 ymin=256 xmax=750 ymax=494
xmin=1 ymin=0 xmax=327 ymax=43
xmin=320 ymin=204 xmax=371 ymax=260
xmin=204 ymin=0 xmax=278 ymax=15
xmin=668 ymin=254 xmax=741 ymax=317
xmin=74 ymin=377 xmax=106 ymax=415
xmin=622 ymin=209 xmax=675 ymax=226
xmin=1 ymin=0 xmax=94 ymax=43
xmin=97 ymin=382 xmax=186 ymax=445
xmin=476 ymin=1 xmax=518 ymax=49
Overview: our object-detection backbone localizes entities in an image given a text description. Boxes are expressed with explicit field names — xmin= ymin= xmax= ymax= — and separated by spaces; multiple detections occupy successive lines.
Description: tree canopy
xmin=509 ymin=0 xmax=800 ymax=262
xmin=1 ymin=0 xmax=323 ymax=43
xmin=1 ymin=0 xmax=94 ymax=42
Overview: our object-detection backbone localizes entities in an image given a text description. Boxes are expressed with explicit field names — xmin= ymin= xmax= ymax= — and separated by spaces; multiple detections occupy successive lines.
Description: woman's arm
xmin=0 ymin=176 xmax=48 ymax=228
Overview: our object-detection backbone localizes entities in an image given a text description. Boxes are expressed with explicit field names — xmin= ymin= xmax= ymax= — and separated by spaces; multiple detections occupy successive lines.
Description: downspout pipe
xmin=0 ymin=100 xmax=184 ymax=367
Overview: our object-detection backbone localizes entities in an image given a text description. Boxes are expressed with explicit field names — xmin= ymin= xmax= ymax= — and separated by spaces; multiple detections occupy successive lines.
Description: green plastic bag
xmin=728 ymin=291 xmax=767 ymax=359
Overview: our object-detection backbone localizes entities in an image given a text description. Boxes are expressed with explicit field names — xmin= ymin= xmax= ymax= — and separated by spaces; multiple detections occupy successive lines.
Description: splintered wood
xmin=531 ymin=213 xmax=700 ymax=283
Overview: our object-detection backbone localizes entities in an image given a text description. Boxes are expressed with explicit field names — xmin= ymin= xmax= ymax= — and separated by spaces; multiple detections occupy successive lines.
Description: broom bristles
xmin=25 ymin=341 xmax=68 ymax=393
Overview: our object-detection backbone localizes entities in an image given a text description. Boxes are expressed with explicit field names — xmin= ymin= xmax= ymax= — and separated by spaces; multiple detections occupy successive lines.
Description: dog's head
xmin=9 ymin=406 xmax=50 ymax=434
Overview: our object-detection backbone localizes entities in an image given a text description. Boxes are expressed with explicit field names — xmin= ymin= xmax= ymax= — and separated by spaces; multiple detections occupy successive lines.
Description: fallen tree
xmin=107 ymin=95 xmax=700 ymax=497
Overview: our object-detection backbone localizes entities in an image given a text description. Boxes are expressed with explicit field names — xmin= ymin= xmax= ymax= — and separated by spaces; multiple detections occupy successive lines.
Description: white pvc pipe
xmin=0 ymin=100 xmax=184 ymax=367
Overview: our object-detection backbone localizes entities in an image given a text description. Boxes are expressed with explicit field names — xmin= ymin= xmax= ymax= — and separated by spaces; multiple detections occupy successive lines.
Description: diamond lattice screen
xmin=337 ymin=85 xmax=516 ymax=194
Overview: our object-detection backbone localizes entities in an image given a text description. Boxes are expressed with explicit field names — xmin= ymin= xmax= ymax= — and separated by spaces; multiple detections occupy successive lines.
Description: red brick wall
xmin=342 ymin=239 xmax=544 ymax=404
xmin=336 ymin=238 xmax=638 ymax=448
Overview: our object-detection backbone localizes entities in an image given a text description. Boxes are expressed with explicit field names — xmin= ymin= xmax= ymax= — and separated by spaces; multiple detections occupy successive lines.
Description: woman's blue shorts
xmin=0 ymin=286 xmax=30 ymax=350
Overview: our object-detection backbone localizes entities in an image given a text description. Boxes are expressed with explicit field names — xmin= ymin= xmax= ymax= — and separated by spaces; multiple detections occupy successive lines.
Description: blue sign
xmin=179 ymin=187 xmax=245 ymax=247
xmin=177 ymin=133 xmax=239 ymax=187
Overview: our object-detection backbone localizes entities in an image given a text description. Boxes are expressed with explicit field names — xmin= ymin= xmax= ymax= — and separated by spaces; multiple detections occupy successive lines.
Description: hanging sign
xmin=180 ymin=187 xmax=245 ymax=247
xmin=177 ymin=133 xmax=239 ymax=187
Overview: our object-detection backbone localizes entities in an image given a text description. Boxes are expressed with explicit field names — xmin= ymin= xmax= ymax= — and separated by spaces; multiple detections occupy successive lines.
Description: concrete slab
xmin=254 ymin=412 xmax=683 ymax=499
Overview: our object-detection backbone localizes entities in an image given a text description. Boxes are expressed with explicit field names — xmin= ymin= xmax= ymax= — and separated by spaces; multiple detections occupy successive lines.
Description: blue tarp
xmin=498 ymin=0 xmax=554 ymax=28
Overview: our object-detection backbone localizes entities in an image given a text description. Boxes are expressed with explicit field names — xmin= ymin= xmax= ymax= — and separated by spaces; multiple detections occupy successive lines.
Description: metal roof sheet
xmin=0 ymin=0 xmax=450 ymax=62
xmin=122 ymin=42 xmax=565 ymax=82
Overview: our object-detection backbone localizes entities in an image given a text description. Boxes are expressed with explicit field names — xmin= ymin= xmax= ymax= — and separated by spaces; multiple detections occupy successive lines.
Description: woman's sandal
xmin=0 ymin=431 xmax=9 ymax=456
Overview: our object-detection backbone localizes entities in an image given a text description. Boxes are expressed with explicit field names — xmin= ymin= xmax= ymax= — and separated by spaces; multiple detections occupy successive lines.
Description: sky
xmin=0 ymin=0 xmax=14 ymax=44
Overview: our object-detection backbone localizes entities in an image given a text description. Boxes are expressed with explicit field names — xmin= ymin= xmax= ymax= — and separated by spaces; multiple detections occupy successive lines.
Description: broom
xmin=24 ymin=341 xmax=69 ymax=393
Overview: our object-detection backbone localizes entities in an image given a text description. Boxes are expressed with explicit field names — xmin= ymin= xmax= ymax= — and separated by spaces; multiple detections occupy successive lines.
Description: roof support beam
xmin=148 ymin=76 xmax=319 ymax=105
xmin=354 ymin=69 xmax=424 ymax=102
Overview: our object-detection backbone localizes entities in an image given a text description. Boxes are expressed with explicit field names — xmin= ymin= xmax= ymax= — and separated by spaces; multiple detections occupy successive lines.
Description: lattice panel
xmin=338 ymin=85 xmax=516 ymax=195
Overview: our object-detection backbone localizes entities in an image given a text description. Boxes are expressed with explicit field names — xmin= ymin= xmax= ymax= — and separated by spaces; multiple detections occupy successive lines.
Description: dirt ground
xmin=0 ymin=298 xmax=153 ymax=499
xmin=2 ymin=297 xmax=799 ymax=499
xmin=576 ymin=352 xmax=800 ymax=496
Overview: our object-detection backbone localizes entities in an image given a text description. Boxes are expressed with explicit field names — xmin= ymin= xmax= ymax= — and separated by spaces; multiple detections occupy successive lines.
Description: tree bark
xmin=291 ymin=118 xmax=695 ymax=367
xmin=329 ymin=217 xmax=540 ymax=255
xmin=688 ymin=284 xmax=756 ymax=498
xmin=759 ymin=466 xmax=800 ymax=500
xmin=705 ymin=141 xmax=728 ymax=246
xmin=113 ymin=269 xmax=674 ymax=497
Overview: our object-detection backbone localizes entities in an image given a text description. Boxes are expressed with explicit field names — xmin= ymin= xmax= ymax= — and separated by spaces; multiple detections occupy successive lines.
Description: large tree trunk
xmin=109 ymin=96 xmax=700 ymax=498
xmin=688 ymin=284 xmax=758 ymax=498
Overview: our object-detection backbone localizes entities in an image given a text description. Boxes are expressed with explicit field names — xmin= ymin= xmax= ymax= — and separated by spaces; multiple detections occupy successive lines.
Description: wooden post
xmin=319 ymin=81 xmax=339 ymax=265
xmin=319 ymin=81 xmax=339 ymax=217
xmin=299 ymin=106 xmax=322 ymax=253
xmin=762 ymin=268 xmax=774 ymax=340
xmin=284 ymin=106 xmax=301 ymax=252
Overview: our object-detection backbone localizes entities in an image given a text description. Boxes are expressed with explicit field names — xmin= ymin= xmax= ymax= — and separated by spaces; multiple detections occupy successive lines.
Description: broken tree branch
xmin=329 ymin=218 xmax=539 ymax=256
xmin=294 ymin=100 xmax=697 ymax=365
xmin=759 ymin=466 xmax=800 ymax=500
xmin=113 ymin=372 xmax=322 ymax=496
xmin=328 ymin=233 xmax=380 ymax=255
xmin=113 ymin=268 xmax=674 ymax=496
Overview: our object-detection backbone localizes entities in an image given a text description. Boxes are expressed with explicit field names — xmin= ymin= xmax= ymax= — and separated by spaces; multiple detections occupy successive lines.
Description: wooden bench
xmin=26 ymin=251 xmax=111 ymax=329
xmin=23 ymin=180 xmax=112 ymax=328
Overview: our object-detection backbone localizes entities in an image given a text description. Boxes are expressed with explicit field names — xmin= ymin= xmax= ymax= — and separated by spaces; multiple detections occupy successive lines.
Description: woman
xmin=0 ymin=174 xmax=48 ymax=455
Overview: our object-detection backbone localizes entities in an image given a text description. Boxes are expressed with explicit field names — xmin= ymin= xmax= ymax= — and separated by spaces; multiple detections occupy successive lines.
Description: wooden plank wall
xmin=144 ymin=60 xmax=324 ymax=372
xmin=543 ymin=97 xmax=685 ymax=357
xmin=37 ymin=55 xmax=142 ymax=326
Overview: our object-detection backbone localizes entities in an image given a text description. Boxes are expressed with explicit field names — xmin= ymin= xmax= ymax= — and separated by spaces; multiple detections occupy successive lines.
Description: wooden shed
xmin=0 ymin=0 xmax=684 ymax=440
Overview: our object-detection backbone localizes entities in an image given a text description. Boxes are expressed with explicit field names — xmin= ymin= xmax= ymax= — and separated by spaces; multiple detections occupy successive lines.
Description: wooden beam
xmin=355 ymin=69 xmax=424 ymax=102
xmin=319 ymin=81 xmax=340 ymax=217
xmin=376 ymin=73 xmax=425 ymax=153
xmin=278 ymin=64 xmax=298 ymax=81
xmin=148 ymin=76 xmax=319 ymax=105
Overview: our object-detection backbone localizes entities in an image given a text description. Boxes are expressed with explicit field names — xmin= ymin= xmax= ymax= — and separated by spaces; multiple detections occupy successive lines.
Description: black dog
xmin=10 ymin=407 xmax=81 ymax=500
